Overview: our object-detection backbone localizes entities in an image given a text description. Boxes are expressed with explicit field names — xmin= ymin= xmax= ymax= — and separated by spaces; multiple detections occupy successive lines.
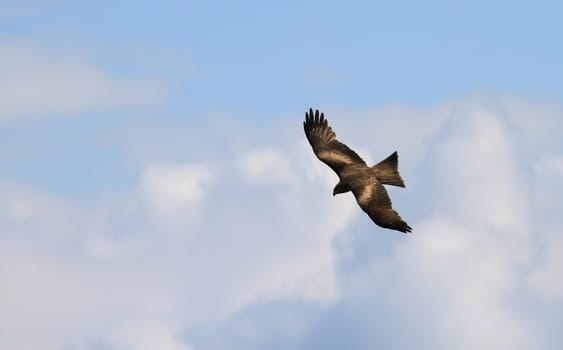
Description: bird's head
xmin=333 ymin=183 xmax=349 ymax=196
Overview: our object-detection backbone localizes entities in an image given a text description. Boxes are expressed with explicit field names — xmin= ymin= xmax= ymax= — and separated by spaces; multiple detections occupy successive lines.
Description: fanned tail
xmin=371 ymin=151 xmax=405 ymax=187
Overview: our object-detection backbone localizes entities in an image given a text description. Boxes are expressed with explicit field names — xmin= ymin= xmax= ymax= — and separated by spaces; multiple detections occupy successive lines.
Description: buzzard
xmin=304 ymin=109 xmax=412 ymax=233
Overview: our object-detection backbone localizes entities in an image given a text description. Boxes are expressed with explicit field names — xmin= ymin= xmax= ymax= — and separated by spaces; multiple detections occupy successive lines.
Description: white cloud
xmin=0 ymin=40 xmax=165 ymax=120
xmin=0 ymin=156 xmax=355 ymax=349
xmin=239 ymin=148 xmax=296 ymax=185
xmin=109 ymin=322 xmax=194 ymax=350
xmin=358 ymin=213 xmax=539 ymax=349
xmin=528 ymin=156 xmax=563 ymax=301
xmin=432 ymin=107 xmax=528 ymax=230
xmin=531 ymin=237 xmax=563 ymax=300
xmin=532 ymin=155 xmax=563 ymax=210
xmin=1 ymin=93 xmax=562 ymax=349
xmin=0 ymin=180 xmax=78 ymax=238
xmin=140 ymin=163 xmax=212 ymax=215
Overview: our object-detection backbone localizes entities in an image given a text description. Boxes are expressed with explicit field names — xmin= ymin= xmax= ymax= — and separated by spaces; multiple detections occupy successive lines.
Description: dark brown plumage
xmin=303 ymin=108 xmax=412 ymax=233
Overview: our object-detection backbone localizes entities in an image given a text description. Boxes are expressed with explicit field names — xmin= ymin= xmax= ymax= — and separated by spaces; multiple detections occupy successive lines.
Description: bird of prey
xmin=303 ymin=109 xmax=412 ymax=233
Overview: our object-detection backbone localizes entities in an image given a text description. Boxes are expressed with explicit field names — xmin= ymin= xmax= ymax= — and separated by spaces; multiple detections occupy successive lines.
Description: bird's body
xmin=303 ymin=109 xmax=412 ymax=233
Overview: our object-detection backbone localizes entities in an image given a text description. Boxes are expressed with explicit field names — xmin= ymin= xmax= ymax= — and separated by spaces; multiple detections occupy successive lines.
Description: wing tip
xmin=305 ymin=108 xmax=323 ymax=117
xmin=304 ymin=108 xmax=327 ymax=128
xmin=402 ymin=223 xmax=413 ymax=234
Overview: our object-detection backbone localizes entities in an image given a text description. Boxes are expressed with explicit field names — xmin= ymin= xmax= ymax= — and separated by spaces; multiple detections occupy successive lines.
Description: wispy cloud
xmin=0 ymin=40 xmax=165 ymax=120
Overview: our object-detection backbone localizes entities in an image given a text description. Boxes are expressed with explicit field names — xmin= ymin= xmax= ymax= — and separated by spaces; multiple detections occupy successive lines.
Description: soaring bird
xmin=304 ymin=108 xmax=412 ymax=233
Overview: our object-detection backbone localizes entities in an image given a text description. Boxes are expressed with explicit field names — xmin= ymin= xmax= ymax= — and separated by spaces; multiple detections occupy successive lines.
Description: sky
xmin=1 ymin=1 xmax=563 ymax=349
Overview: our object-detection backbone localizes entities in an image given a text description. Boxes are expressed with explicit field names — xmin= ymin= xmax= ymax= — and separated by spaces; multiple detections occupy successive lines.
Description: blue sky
xmin=1 ymin=1 xmax=563 ymax=349
xmin=3 ymin=0 xmax=563 ymax=114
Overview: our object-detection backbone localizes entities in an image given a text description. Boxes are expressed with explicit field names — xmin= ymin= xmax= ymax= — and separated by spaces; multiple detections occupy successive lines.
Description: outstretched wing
xmin=303 ymin=108 xmax=366 ymax=174
xmin=353 ymin=181 xmax=412 ymax=233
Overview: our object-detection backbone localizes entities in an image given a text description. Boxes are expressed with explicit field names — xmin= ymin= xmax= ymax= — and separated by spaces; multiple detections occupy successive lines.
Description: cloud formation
xmin=0 ymin=40 xmax=165 ymax=120
xmin=1 ymin=93 xmax=562 ymax=349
